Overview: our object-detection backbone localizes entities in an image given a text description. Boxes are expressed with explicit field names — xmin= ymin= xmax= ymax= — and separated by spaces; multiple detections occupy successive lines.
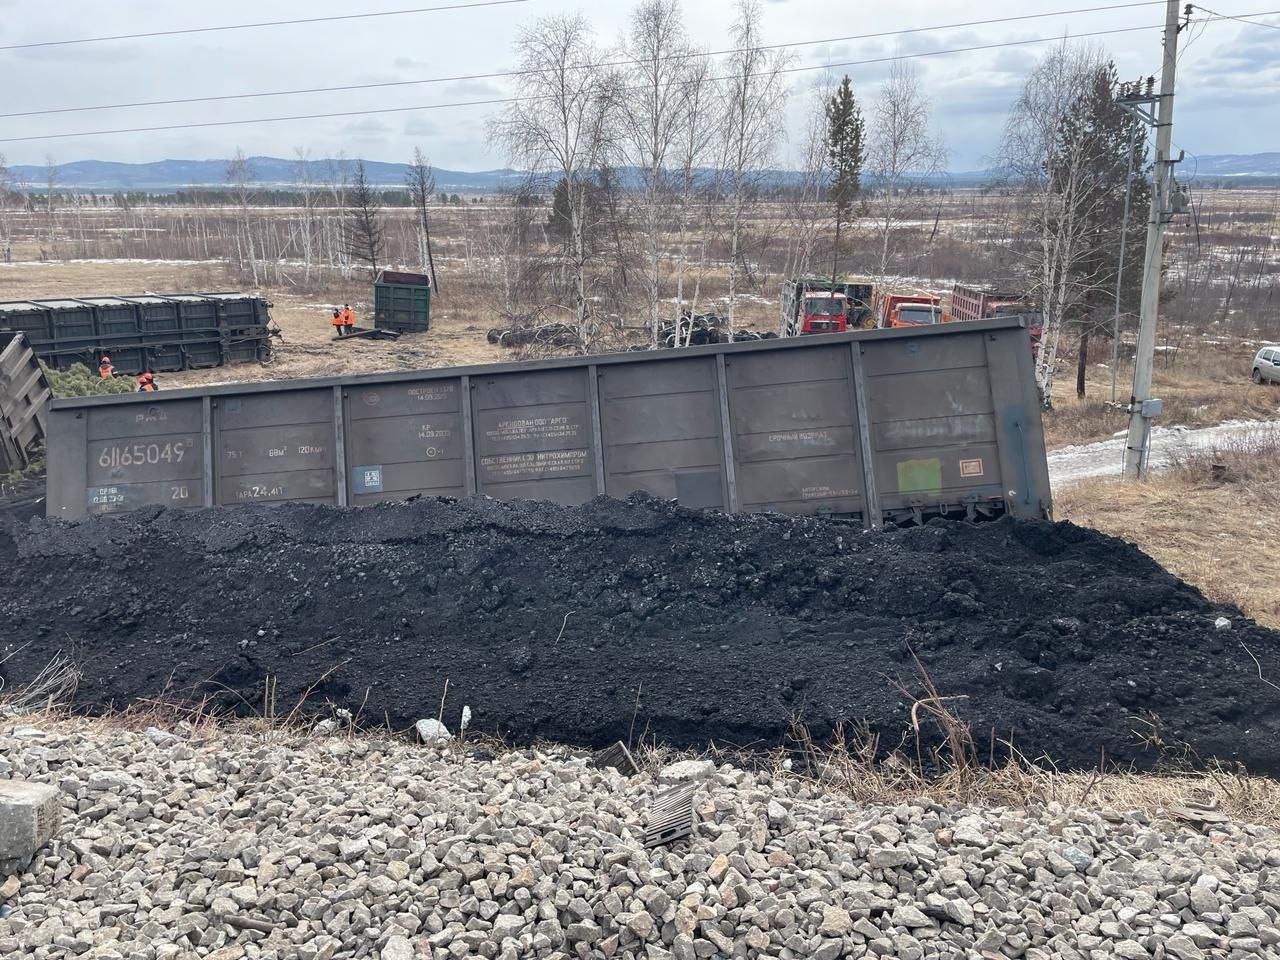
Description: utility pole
xmin=1122 ymin=0 xmax=1188 ymax=479
xmin=1110 ymin=120 xmax=1137 ymax=405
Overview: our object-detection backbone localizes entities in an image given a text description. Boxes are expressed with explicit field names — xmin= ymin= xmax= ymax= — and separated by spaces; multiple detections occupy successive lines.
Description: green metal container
xmin=374 ymin=270 xmax=431 ymax=333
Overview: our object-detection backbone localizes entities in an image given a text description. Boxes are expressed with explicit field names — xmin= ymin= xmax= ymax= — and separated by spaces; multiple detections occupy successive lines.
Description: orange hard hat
xmin=101 ymin=356 xmax=110 ymax=362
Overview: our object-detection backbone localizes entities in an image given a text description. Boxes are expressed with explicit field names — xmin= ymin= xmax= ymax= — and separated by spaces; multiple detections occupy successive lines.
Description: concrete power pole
xmin=1122 ymin=1 xmax=1186 ymax=479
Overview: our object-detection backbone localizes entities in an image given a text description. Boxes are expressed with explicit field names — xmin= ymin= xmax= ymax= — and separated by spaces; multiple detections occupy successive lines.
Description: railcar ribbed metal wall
xmin=45 ymin=317 xmax=1052 ymax=527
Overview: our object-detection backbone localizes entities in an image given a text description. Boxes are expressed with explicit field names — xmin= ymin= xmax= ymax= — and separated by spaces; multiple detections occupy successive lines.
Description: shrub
xmin=42 ymin=362 xmax=137 ymax=399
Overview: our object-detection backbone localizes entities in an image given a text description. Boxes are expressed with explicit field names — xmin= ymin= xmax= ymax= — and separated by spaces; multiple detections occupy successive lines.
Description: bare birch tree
xmin=491 ymin=13 xmax=612 ymax=346
xmin=292 ymin=147 xmax=317 ymax=283
xmin=0 ymin=153 xmax=11 ymax=261
xmin=721 ymin=0 xmax=790 ymax=337
xmin=670 ymin=55 xmax=718 ymax=343
xmin=866 ymin=62 xmax=945 ymax=286
xmin=481 ymin=179 xmax=550 ymax=320
xmin=406 ymin=147 xmax=441 ymax=294
xmin=779 ymin=79 xmax=834 ymax=287
xmin=617 ymin=0 xmax=691 ymax=344
xmin=44 ymin=155 xmax=58 ymax=255
xmin=225 ymin=148 xmax=259 ymax=285
xmin=999 ymin=43 xmax=1140 ymax=403
xmin=316 ymin=154 xmax=348 ymax=276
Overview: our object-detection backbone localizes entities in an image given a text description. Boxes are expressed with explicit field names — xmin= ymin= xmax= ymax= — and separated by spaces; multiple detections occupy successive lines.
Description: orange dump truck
xmin=878 ymin=293 xmax=942 ymax=328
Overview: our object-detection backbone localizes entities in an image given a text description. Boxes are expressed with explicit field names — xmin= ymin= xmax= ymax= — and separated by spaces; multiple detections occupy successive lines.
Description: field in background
xmin=1 ymin=184 xmax=1276 ymax=418
xmin=0 ymin=259 xmax=507 ymax=385
xmin=1043 ymin=349 xmax=1280 ymax=449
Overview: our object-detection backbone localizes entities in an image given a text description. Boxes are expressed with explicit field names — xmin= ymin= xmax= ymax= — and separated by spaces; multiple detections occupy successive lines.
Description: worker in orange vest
xmin=98 ymin=356 xmax=115 ymax=379
xmin=332 ymin=308 xmax=346 ymax=338
xmin=341 ymin=303 xmax=355 ymax=332
xmin=136 ymin=373 xmax=158 ymax=393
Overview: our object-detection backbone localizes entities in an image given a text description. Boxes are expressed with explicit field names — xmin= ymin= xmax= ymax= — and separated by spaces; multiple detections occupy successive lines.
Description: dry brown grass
xmin=0 ymin=259 xmax=503 ymax=385
xmin=1056 ymin=436 xmax=1280 ymax=628
xmin=10 ymin=690 xmax=1280 ymax=826
xmin=0 ymin=256 xmax=783 ymax=389
xmin=785 ymin=721 xmax=1280 ymax=827
xmin=1043 ymin=352 xmax=1280 ymax=450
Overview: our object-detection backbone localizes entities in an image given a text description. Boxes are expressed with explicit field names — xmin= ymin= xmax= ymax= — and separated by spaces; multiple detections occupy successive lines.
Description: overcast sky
xmin=1 ymin=0 xmax=1277 ymax=172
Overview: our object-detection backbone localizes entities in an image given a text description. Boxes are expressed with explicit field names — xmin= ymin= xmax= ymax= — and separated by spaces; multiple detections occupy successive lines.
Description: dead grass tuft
xmin=783 ymin=717 xmax=1280 ymax=828
xmin=0 ymin=652 xmax=81 ymax=713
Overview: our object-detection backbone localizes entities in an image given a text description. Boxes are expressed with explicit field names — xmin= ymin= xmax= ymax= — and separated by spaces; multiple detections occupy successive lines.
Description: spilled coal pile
xmin=2 ymin=495 xmax=1278 ymax=773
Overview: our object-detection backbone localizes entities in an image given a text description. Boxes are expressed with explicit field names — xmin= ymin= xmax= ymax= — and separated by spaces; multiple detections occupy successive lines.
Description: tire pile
xmin=655 ymin=314 xmax=780 ymax=348
xmin=2 ymin=494 xmax=1278 ymax=774
xmin=485 ymin=323 xmax=581 ymax=349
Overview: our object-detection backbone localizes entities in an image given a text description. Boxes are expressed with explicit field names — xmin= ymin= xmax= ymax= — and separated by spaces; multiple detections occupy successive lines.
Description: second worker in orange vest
xmin=341 ymin=304 xmax=354 ymax=330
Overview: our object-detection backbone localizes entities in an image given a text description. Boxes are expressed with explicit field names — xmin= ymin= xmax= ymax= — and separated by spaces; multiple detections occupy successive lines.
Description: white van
xmin=1252 ymin=346 xmax=1280 ymax=384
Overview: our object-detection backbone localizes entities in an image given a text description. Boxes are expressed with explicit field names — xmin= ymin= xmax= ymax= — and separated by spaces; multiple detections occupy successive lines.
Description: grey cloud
xmin=7 ymin=41 xmax=139 ymax=64
xmin=804 ymin=43 xmax=852 ymax=63
xmin=5 ymin=0 xmax=1278 ymax=172
xmin=938 ymin=86 xmax=1023 ymax=118
xmin=340 ymin=118 xmax=394 ymax=136
xmin=441 ymin=79 xmax=504 ymax=99
xmin=1190 ymin=21 xmax=1279 ymax=71
xmin=988 ymin=47 xmax=1041 ymax=76
xmin=403 ymin=118 xmax=441 ymax=137
xmin=1180 ymin=85 xmax=1279 ymax=111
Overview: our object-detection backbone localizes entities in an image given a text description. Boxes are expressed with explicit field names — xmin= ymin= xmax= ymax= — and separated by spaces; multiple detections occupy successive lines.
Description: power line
xmin=0 ymin=21 xmax=1174 ymax=146
xmin=2 ymin=2 xmax=1171 ymax=120
xmin=1191 ymin=3 xmax=1280 ymax=28
xmin=0 ymin=0 xmax=532 ymax=52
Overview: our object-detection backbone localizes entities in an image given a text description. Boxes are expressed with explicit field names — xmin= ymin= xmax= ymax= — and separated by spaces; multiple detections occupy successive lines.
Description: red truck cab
xmin=800 ymin=291 xmax=849 ymax=334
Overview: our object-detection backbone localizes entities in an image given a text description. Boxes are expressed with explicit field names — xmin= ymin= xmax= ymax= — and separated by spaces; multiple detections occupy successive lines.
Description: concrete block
xmin=0 ymin=780 xmax=61 ymax=873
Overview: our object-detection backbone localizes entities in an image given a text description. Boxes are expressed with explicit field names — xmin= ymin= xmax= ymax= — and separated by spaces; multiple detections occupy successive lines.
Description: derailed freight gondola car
xmin=0 ymin=331 xmax=51 ymax=474
xmin=44 ymin=316 xmax=1051 ymax=527
xmin=0 ymin=293 xmax=274 ymax=375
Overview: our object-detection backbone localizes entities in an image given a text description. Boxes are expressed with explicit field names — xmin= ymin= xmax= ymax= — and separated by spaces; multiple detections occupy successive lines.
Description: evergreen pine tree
xmin=825 ymin=75 xmax=865 ymax=284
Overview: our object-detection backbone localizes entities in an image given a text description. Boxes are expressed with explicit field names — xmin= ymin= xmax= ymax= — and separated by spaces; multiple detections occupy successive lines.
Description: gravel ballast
xmin=3 ymin=722 xmax=1280 ymax=960
xmin=2 ymin=496 xmax=1280 ymax=773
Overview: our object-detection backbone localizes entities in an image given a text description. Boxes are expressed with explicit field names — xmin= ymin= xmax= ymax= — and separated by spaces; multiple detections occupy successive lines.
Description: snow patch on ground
xmin=1049 ymin=418 xmax=1280 ymax=487
xmin=0 ymin=258 xmax=224 ymax=268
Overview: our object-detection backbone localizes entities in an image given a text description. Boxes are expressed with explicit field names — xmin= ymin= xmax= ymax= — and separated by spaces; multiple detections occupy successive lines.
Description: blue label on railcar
xmin=352 ymin=465 xmax=383 ymax=494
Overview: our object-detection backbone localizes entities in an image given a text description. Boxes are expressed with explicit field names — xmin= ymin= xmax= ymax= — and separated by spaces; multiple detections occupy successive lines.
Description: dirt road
xmin=1049 ymin=418 xmax=1280 ymax=486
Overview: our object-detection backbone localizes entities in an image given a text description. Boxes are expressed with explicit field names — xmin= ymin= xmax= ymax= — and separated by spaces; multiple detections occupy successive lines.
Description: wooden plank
xmin=645 ymin=783 xmax=696 ymax=848
xmin=334 ymin=326 xmax=401 ymax=342
xmin=592 ymin=741 xmax=638 ymax=776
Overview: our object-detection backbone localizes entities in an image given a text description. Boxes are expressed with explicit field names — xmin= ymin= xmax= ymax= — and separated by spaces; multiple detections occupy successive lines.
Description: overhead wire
xmin=1190 ymin=3 xmax=1280 ymax=28
xmin=0 ymin=0 xmax=534 ymax=52
xmin=2 ymin=2 xmax=1173 ymax=120
xmin=4 ymin=6 xmax=1275 ymax=146
xmin=0 ymin=19 xmax=1176 ymax=145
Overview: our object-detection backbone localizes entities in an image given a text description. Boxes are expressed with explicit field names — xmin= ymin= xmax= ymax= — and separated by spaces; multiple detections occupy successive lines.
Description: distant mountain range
xmin=9 ymin=152 xmax=1280 ymax=192
xmin=1182 ymin=152 xmax=1280 ymax=178
xmin=8 ymin=157 xmax=529 ymax=192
